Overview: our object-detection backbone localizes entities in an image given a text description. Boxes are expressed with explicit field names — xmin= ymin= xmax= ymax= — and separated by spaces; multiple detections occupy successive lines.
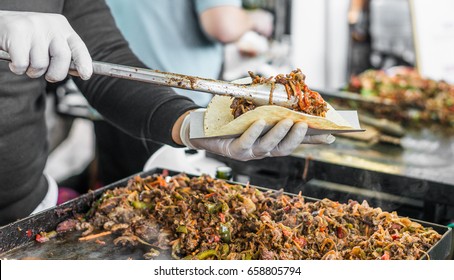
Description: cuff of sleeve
xmin=179 ymin=113 xmax=196 ymax=149
xmin=146 ymin=98 xmax=201 ymax=149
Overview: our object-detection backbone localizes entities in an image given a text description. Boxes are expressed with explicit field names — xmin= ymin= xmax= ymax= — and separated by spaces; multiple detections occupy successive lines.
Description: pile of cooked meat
xmin=347 ymin=69 xmax=454 ymax=129
xmin=57 ymin=173 xmax=441 ymax=260
xmin=230 ymin=69 xmax=328 ymax=119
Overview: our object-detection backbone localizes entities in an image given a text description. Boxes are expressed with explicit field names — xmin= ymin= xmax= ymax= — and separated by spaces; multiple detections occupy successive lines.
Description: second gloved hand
xmin=180 ymin=114 xmax=335 ymax=161
xmin=0 ymin=11 xmax=92 ymax=82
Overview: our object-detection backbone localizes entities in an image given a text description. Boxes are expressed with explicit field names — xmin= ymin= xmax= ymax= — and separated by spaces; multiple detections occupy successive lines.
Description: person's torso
xmin=0 ymin=0 xmax=64 ymax=225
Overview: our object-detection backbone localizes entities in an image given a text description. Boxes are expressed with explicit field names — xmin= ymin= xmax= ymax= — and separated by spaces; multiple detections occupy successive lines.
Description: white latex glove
xmin=0 ymin=11 xmax=92 ymax=82
xmin=180 ymin=114 xmax=335 ymax=161
xmin=248 ymin=9 xmax=274 ymax=38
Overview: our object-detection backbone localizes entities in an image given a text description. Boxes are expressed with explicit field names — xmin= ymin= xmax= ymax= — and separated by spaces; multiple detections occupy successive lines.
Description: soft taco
xmin=204 ymin=69 xmax=357 ymax=137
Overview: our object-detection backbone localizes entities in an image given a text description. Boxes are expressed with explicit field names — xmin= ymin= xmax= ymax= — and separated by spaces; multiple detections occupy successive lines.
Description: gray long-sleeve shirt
xmin=0 ymin=0 xmax=199 ymax=225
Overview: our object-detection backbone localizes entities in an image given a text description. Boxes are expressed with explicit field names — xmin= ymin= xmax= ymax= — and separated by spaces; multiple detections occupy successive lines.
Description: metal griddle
xmin=0 ymin=168 xmax=451 ymax=260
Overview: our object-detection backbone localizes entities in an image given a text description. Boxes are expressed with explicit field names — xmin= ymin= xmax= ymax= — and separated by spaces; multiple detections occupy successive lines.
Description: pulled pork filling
xmin=230 ymin=69 xmax=329 ymax=119
xmin=60 ymin=173 xmax=441 ymax=260
xmin=347 ymin=69 xmax=454 ymax=128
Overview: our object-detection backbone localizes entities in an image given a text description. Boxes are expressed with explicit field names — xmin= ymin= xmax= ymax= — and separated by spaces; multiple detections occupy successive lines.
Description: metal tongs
xmin=0 ymin=50 xmax=297 ymax=108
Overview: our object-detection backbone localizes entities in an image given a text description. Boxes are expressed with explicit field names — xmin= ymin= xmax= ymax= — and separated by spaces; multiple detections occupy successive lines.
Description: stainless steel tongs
xmin=0 ymin=50 xmax=297 ymax=108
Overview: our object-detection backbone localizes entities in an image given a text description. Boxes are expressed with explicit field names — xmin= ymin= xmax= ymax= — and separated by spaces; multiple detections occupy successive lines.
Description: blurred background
xmin=44 ymin=0 xmax=454 ymax=234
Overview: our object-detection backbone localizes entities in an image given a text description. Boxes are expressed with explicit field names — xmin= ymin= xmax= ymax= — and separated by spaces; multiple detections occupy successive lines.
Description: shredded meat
xmin=347 ymin=69 xmax=454 ymax=130
xmin=132 ymin=219 xmax=160 ymax=243
xmin=60 ymin=173 xmax=441 ymax=260
xmin=231 ymin=69 xmax=328 ymax=119
xmin=230 ymin=98 xmax=256 ymax=119
xmin=56 ymin=219 xmax=78 ymax=233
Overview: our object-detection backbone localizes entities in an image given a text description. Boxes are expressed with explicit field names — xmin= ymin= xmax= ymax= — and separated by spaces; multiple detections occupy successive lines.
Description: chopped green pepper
xmin=236 ymin=194 xmax=256 ymax=214
xmin=176 ymin=225 xmax=188 ymax=234
xmin=221 ymin=202 xmax=229 ymax=213
xmin=206 ymin=202 xmax=222 ymax=214
xmin=219 ymin=223 xmax=231 ymax=243
xmin=131 ymin=201 xmax=148 ymax=210
xmin=86 ymin=195 xmax=107 ymax=218
xmin=407 ymin=226 xmax=416 ymax=233
xmin=197 ymin=249 xmax=218 ymax=260
xmin=360 ymin=88 xmax=376 ymax=97
xmin=221 ymin=243 xmax=230 ymax=255
xmin=173 ymin=192 xmax=184 ymax=200
xmin=242 ymin=253 xmax=252 ymax=260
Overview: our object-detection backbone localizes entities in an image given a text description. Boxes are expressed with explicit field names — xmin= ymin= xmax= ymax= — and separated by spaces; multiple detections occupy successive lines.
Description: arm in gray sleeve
xmin=63 ymin=0 xmax=200 ymax=148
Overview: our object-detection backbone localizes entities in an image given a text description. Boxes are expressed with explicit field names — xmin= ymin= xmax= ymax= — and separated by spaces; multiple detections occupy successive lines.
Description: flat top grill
xmin=291 ymin=135 xmax=454 ymax=186
xmin=0 ymin=169 xmax=452 ymax=260
xmin=2 ymin=231 xmax=165 ymax=260
xmin=0 ymin=168 xmax=452 ymax=260
xmin=312 ymin=88 xmax=454 ymax=186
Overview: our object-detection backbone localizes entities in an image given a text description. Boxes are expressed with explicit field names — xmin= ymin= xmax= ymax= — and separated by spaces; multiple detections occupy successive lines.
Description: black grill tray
xmin=0 ymin=168 xmax=451 ymax=260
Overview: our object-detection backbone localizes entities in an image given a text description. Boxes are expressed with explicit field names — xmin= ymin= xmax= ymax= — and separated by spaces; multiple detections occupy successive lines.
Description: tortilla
xmin=203 ymin=76 xmax=357 ymax=137
xmin=204 ymin=95 xmax=356 ymax=137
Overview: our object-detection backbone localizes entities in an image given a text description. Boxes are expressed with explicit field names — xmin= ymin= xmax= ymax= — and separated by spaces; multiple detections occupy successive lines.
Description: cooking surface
xmin=291 ymin=134 xmax=454 ymax=186
xmin=311 ymin=87 xmax=454 ymax=186
xmin=2 ymin=231 xmax=170 ymax=260
xmin=0 ymin=169 xmax=452 ymax=260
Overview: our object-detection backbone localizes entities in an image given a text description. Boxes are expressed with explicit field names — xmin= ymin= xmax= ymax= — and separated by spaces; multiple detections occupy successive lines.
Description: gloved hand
xmin=180 ymin=113 xmax=335 ymax=161
xmin=0 ymin=11 xmax=92 ymax=82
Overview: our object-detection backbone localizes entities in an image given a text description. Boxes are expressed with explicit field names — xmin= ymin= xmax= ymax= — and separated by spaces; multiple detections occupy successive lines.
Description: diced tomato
xmin=282 ymin=227 xmax=292 ymax=237
xmin=204 ymin=193 xmax=217 ymax=199
xmin=157 ymin=176 xmax=167 ymax=187
xmin=35 ymin=234 xmax=49 ymax=243
xmin=26 ymin=229 xmax=32 ymax=238
xmin=293 ymin=237 xmax=307 ymax=248
xmin=336 ymin=227 xmax=345 ymax=239
xmin=381 ymin=252 xmax=390 ymax=260
xmin=219 ymin=213 xmax=226 ymax=223
xmin=208 ymin=234 xmax=220 ymax=243
xmin=391 ymin=234 xmax=399 ymax=240
xmin=350 ymin=76 xmax=361 ymax=88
